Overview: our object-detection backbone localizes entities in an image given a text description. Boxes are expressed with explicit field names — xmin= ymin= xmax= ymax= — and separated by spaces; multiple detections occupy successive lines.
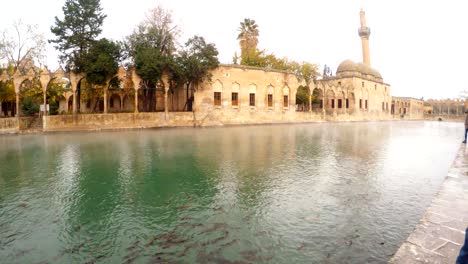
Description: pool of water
xmin=0 ymin=121 xmax=462 ymax=263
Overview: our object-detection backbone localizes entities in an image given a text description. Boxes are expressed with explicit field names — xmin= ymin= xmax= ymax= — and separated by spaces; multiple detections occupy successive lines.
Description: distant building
xmin=391 ymin=97 xmax=424 ymax=119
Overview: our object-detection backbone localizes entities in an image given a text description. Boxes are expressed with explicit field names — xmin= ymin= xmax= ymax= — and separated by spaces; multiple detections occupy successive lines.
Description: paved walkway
xmin=390 ymin=145 xmax=468 ymax=263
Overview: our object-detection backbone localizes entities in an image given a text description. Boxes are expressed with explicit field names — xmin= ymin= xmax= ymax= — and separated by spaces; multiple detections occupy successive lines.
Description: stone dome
xmin=336 ymin=60 xmax=382 ymax=79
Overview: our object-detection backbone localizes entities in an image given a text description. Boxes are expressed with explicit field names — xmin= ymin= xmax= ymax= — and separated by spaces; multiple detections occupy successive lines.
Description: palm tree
xmin=237 ymin=18 xmax=259 ymax=60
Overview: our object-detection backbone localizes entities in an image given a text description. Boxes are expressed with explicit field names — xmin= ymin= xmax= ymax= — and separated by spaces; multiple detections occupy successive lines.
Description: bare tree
xmin=0 ymin=20 xmax=46 ymax=74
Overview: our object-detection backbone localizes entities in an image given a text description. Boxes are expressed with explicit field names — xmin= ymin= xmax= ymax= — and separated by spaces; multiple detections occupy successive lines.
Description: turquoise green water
xmin=0 ymin=121 xmax=462 ymax=263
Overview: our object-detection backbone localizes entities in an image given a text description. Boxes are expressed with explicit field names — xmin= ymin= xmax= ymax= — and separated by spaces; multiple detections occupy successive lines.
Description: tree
xmin=0 ymin=20 xmax=46 ymax=74
xmin=237 ymin=18 xmax=259 ymax=64
xmin=0 ymin=79 xmax=15 ymax=103
xmin=50 ymin=0 xmax=106 ymax=71
xmin=125 ymin=5 xmax=180 ymax=112
xmin=176 ymin=36 xmax=219 ymax=111
xmin=294 ymin=62 xmax=320 ymax=111
xmin=84 ymin=38 xmax=121 ymax=86
xmin=296 ymin=86 xmax=309 ymax=107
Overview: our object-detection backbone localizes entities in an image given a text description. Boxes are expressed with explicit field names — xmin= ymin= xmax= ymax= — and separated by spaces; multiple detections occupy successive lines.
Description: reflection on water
xmin=0 ymin=121 xmax=462 ymax=263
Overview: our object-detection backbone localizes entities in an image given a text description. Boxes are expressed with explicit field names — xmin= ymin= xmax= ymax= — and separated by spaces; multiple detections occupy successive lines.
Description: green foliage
xmin=176 ymin=36 xmax=219 ymax=89
xmin=235 ymin=18 xmax=320 ymax=79
xmin=294 ymin=62 xmax=320 ymax=90
xmin=50 ymin=0 xmax=106 ymax=71
xmin=237 ymin=18 xmax=259 ymax=63
xmin=108 ymin=77 xmax=122 ymax=89
xmin=49 ymin=100 xmax=59 ymax=115
xmin=133 ymin=44 xmax=171 ymax=88
xmin=240 ymin=49 xmax=299 ymax=71
xmin=296 ymin=85 xmax=309 ymax=105
xmin=84 ymin=38 xmax=121 ymax=86
xmin=0 ymin=80 xmax=15 ymax=102
xmin=125 ymin=6 xmax=179 ymax=89
xmin=47 ymin=81 xmax=67 ymax=103
xmin=21 ymin=97 xmax=39 ymax=116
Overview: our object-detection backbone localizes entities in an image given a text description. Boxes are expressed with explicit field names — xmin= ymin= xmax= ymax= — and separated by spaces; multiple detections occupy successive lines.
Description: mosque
xmin=194 ymin=9 xmax=398 ymax=123
xmin=0 ymin=9 xmax=424 ymax=132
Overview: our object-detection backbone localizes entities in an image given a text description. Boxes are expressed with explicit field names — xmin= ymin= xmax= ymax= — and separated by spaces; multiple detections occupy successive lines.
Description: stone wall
xmin=0 ymin=117 xmax=18 ymax=133
xmin=41 ymin=109 xmax=395 ymax=132
xmin=44 ymin=112 xmax=195 ymax=131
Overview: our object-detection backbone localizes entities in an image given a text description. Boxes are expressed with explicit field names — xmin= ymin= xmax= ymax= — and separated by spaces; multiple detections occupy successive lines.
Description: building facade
xmin=391 ymin=97 xmax=424 ymax=119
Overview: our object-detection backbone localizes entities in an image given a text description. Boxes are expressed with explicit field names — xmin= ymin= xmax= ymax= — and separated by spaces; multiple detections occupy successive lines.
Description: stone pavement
xmin=390 ymin=145 xmax=468 ymax=263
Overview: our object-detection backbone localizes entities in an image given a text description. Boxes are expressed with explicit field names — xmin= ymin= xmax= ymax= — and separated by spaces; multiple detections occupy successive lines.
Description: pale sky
xmin=1 ymin=0 xmax=467 ymax=99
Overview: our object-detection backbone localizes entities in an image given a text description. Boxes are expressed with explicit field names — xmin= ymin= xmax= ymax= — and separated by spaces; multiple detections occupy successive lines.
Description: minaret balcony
xmin=358 ymin=27 xmax=371 ymax=37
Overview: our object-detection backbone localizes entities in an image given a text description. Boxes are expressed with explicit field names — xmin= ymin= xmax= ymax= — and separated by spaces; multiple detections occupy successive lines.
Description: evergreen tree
xmin=49 ymin=0 xmax=106 ymax=72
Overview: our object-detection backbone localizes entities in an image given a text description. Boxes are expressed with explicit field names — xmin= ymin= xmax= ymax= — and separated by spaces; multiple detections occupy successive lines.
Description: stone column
xmin=134 ymin=89 xmax=139 ymax=113
xmin=164 ymin=87 xmax=169 ymax=120
xmin=15 ymin=93 xmax=20 ymax=118
xmin=69 ymin=74 xmax=80 ymax=115
xmin=104 ymin=89 xmax=108 ymax=114
xmin=161 ymin=74 xmax=170 ymax=120
xmin=322 ymin=90 xmax=326 ymax=119
xmin=43 ymin=89 xmax=47 ymax=116
xmin=344 ymin=93 xmax=348 ymax=115
xmin=39 ymin=70 xmax=51 ymax=117
xmin=73 ymin=90 xmax=77 ymax=114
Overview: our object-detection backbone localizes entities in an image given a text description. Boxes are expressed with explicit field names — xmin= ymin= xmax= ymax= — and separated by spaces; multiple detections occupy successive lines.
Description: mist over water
xmin=0 ymin=121 xmax=462 ymax=263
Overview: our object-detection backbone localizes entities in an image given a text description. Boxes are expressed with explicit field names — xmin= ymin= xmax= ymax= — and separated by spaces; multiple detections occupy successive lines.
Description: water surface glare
xmin=0 ymin=121 xmax=462 ymax=263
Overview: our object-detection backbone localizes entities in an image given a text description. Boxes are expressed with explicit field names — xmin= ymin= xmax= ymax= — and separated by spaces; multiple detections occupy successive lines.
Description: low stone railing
xmin=0 ymin=117 xmax=18 ymax=132
xmin=1 ymin=110 xmax=396 ymax=133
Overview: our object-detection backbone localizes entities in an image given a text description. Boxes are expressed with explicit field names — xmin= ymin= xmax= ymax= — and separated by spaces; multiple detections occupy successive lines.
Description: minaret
xmin=358 ymin=9 xmax=371 ymax=66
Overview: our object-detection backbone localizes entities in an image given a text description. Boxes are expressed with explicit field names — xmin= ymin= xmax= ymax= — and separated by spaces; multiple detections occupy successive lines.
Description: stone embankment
xmin=390 ymin=145 xmax=468 ymax=263
xmin=0 ymin=111 xmax=393 ymax=133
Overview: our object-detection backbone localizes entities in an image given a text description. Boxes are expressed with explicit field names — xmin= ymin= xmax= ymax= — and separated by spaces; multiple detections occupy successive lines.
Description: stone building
xmin=391 ymin=97 xmax=424 ymax=119
xmin=424 ymin=99 xmax=467 ymax=117
xmin=309 ymin=9 xmax=392 ymax=120
xmin=0 ymin=9 xmax=402 ymax=132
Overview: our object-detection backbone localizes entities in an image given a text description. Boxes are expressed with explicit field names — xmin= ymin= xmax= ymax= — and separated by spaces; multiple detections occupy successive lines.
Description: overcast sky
xmin=1 ymin=0 xmax=467 ymax=99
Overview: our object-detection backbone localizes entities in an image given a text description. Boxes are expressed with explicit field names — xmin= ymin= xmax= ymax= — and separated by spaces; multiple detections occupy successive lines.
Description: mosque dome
xmin=336 ymin=60 xmax=382 ymax=80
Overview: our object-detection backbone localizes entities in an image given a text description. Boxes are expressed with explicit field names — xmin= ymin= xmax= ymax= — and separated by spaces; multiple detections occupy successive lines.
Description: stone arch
xmin=249 ymin=83 xmax=257 ymax=93
xmin=382 ymin=91 xmax=388 ymax=112
xmin=108 ymin=76 xmax=122 ymax=90
xmin=348 ymin=92 xmax=356 ymax=113
xmin=267 ymin=85 xmax=274 ymax=95
xmin=362 ymin=87 xmax=369 ymax=110
xmin=122 ymin=92 xmax=135 ymax=112
xmin=75 ymin=77 xmax=87 ymax=113
xmin=47 ymin=77 xmax=71 ymax=115
xmin=229 ymin=82 xmax=240 ymax=107
xmin=266 ymin=85 xmax=274 ymax=108
xmin=232 ymin=82 xmax=240 ymax=93
xmin=0 ymin=79 xmax=17 ymax=117
xmin=17 ymin=79 xmax=39 ymax=117
xmin=18 ymin=79 xmax=33 ymax=95
xmin=283 ymin=86 xmax=290 ymax=108
xmin=68 ymin=95 xmax=74 ymax=113
xmin=212 ymin=79 xmax=223 ymax=92
xmin=312 ymin=87 xmax=323 ymax=111
xmin=109 ymin=93 xmax=122 ymax=112
xmin=77 ymin=77 xmax=104 ymax=113
xmin=56 ymin=95 xmax=67 ymax=114
xmin=248 ymin=84 xmax=257 ymax=107
xmin=335 ymin=90 xmax=345 ymax=110
xmin=325 ymin=89 xmax=335 ymax=113
xmin=212 ymin=80 xmax=223 ymax=107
